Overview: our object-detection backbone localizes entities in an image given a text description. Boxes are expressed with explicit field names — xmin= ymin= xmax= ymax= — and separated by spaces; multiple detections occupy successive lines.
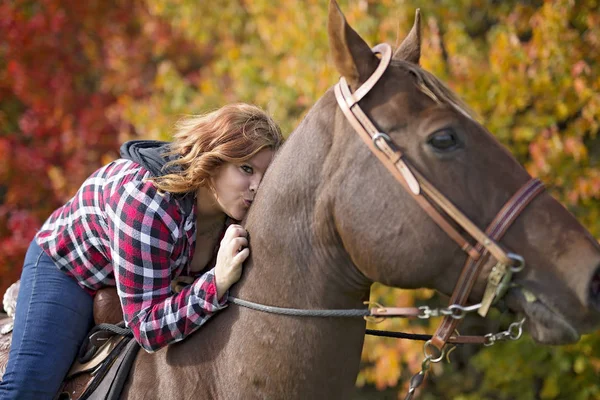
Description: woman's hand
xmin=214 ymin=224 xmax=249 ymax=299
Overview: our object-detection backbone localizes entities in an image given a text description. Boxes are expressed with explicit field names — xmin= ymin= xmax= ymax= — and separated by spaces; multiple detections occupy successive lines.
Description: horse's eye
xmin=428 ymin=129 xmax=459 ymax=151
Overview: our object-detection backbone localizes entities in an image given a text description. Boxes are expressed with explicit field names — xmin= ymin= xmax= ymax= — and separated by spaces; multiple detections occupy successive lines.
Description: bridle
xmin=227 ymin=42 xmax=545 ymax=398
xmin=332 ymin=42 xmax=544 ymax=396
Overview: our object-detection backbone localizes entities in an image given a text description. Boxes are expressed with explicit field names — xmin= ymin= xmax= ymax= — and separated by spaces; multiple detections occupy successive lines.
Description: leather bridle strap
xmin=337 ymin=80 xmax=481 ymax=259
xmin=430 ymin=178 xmax=544 ymax=349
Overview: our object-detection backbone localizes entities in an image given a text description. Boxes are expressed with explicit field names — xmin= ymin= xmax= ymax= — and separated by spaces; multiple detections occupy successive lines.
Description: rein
xmin=228 ymin=296 xmax=521 ymax=346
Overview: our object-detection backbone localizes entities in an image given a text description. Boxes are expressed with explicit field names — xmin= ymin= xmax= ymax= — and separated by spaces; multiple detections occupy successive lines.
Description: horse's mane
xmin=391 ymin=59 xmax=478 ymax=121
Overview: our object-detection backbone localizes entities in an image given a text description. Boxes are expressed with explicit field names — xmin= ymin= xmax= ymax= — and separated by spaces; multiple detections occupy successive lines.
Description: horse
xmin=5 ymin=1 xmax=600 ymax=398
xmin=116 ymin=2 xmax=600 ymax=398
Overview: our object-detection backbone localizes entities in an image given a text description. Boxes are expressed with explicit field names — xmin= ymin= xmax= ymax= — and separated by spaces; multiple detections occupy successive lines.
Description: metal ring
xmin=446 ymin=304 xmax=466 ymax=319
xmin=423 ymin=340 xmax=445 ymax=363
xmin=372 ymin=132 xmax=392 ymax=152
xmin=483 ymin=333 xmax=495 ymax=347
xmin=508 ymin=318 xmax=525 ymax=340
xmin=508 ymin=253 xmax=526 ymax=273
xmin=446 ymin=303 xmax=482 ymax=319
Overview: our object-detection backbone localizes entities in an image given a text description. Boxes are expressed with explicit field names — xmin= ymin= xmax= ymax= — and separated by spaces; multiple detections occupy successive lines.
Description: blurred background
xmin=1 ymin=0 xmax=599 ymax=398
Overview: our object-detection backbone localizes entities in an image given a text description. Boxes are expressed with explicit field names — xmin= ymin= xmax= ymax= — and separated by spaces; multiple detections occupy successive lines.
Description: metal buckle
xmin=372 ymin=132 xmax=393 ymax=152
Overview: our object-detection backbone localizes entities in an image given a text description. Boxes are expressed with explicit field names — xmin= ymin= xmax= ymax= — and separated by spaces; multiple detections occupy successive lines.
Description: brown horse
xmin=4 ymin=1 xmax=600 ymax=398
xmin=117 ymin=2 xmax=600 ymax=398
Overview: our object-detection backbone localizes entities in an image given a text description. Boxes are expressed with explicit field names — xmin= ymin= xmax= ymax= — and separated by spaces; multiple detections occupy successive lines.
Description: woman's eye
xmin=241 ymin=165 xmax=253 ymax=174
xmin=427 ymin=129 xmax=459 ymax=151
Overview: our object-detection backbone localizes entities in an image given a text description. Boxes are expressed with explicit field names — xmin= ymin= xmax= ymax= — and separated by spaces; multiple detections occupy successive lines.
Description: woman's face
xmin=210 ymin=147 xmax=275 ymax=220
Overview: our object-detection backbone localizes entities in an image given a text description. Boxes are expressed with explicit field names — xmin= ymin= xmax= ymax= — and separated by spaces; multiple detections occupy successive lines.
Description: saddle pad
xmin=67 ymin=335 xmax=125 ymax=378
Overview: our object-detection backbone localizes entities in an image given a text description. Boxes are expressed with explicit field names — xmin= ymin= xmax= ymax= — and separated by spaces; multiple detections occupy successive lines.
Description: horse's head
xmin=324 ymin=0 xmax=600 ymax=344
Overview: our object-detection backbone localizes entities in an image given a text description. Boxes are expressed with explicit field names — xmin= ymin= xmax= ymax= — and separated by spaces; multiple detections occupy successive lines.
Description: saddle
xmin=0 ymin=281 xmax=139 ymax=400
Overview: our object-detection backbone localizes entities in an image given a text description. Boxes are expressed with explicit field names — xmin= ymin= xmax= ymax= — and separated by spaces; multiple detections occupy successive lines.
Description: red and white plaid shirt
xmin=36 ymin=159 xmax=228 ymax=352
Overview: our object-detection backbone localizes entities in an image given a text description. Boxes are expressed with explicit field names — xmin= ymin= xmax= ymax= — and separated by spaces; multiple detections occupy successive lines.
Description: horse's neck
xmin=235 ymin=95 xmax=371 ymax=308
xmin=211 ymin=101 xmax=372 ymax=398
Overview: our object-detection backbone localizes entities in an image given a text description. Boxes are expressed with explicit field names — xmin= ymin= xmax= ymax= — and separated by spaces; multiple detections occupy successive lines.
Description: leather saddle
xmin=0 ymin=281 xmax=138 ymax=400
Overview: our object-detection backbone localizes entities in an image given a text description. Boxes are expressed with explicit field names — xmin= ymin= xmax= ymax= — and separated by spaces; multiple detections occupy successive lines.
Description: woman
xmin=0 ymin=103 xmax=284 ymax=399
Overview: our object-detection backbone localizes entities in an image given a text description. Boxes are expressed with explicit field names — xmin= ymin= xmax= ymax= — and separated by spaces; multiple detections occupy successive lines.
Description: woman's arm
xmin=106 ymin=178 xmax=227 ymax=352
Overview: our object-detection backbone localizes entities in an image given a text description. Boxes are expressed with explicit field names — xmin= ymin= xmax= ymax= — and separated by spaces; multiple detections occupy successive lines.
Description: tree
xmin=1 ymin=0 xmax=599 ymax=398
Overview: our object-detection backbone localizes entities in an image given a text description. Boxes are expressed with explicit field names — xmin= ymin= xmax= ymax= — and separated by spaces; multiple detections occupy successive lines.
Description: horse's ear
xmin=393 ymin=9 xmax=421 ymax=64
xmin=328 ymin=0 xmax=378 ymax=89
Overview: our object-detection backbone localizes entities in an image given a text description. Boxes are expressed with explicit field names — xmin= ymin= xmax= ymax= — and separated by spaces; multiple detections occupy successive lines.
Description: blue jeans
xmin=0 ymin=240 xmax=94 ymax=400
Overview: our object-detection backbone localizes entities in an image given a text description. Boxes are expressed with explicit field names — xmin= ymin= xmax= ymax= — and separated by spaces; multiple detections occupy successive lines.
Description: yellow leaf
xmin=540 ymin=375 xmax=560 ymax=399
xmin=573 ymin=356 xmax=586 ymax=374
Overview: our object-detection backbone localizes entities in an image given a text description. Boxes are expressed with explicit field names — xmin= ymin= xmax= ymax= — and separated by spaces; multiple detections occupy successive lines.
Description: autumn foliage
xmin=1 ymin=0 xmax=599 ymax=398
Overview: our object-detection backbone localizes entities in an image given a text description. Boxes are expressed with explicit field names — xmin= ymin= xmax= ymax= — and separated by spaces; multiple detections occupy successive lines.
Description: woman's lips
xmin=243 ymin=199 xmax=253 ymax=207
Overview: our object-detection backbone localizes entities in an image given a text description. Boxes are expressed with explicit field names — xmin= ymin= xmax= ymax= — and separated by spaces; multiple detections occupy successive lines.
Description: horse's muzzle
xmin=590 ymin=265 xmax=600 ymax=312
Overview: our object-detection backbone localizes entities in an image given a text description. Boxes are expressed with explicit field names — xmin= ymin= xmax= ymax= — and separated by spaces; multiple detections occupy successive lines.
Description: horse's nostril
xmin=590 ymin=266 xmax=600 ymax=311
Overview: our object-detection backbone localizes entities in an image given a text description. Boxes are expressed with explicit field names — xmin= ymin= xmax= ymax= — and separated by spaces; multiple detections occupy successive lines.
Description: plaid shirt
xmin=36 ymin=159 xmax=228 ymax=352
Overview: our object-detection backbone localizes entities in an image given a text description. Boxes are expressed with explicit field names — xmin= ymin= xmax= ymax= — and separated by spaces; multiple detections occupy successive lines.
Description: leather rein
xmin=228 ymin=43 xmax=544 ymax=393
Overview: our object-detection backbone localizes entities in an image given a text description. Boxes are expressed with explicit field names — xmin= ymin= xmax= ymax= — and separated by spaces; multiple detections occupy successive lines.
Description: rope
xmin=229 ymin=296 xmax=370 ymax=318
xmin=229 ymin=297 xmax=438 ymax=342
xmin=93 ymin=323 xmax=133 ymax=337
xmin=78 ymin=322 xmax=133 ymax=363
xmin=366 ymin=329 xmax=432 ymax=341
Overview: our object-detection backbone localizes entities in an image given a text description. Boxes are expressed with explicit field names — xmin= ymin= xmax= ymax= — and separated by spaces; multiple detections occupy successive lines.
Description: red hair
xmin=150 ymin=103 xmax=283 ymax=194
